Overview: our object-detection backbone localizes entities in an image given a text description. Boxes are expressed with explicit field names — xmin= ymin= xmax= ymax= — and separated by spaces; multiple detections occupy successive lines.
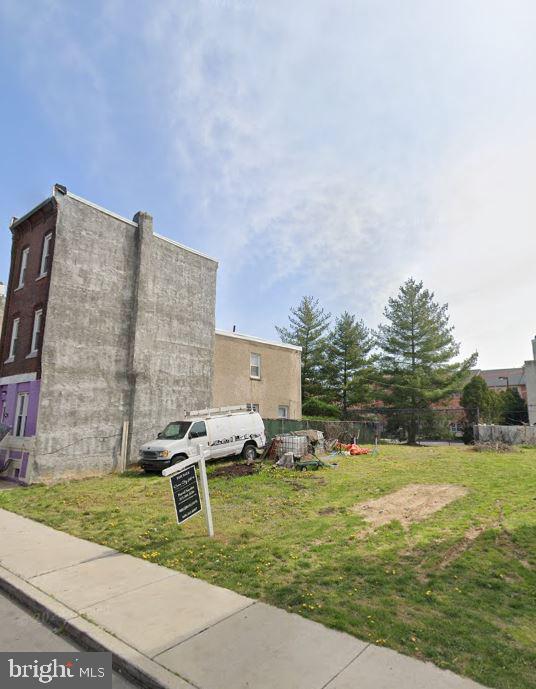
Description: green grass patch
xmin=1 ymin=445 xmax=535 ymax=689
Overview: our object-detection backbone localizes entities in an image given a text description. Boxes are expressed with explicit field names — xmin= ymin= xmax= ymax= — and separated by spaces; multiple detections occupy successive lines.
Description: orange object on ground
xmin=335 ymin=442 xmax=370 ymax=455
xmin=349 ymin=444 xmax=370 ymax=455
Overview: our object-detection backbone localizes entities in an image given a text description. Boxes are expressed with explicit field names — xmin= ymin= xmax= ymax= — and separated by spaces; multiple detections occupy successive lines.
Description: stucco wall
xmin=33 ymin=194 xmax=138 ymax=481
xmin=127 ymin=225 xmax=217 ymax=461
xmin=474 ymin=424 xmax=536 ymax=444
xmin=212 ymin=332 xmax=302 ymax=419
xmin=33 ymin=193 xmax=217 ymax=481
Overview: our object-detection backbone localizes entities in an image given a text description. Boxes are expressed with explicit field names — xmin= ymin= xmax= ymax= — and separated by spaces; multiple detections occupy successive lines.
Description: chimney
xmin=532 ymin=335 xmax=536 ymax=362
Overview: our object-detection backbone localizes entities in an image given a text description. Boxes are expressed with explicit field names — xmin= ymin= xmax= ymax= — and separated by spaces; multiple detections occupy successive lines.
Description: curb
xmin=0 ymin=565 xmax=194 ymax=689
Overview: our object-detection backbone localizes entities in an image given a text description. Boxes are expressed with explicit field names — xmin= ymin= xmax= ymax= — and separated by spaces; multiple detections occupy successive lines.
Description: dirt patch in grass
xmin=438 ymin=526 xmax=485 ymax=569
xmin=355 ymin=484 xmax=469 ymax=529
xmin=210 ymin=463 xmax=258 ymax=479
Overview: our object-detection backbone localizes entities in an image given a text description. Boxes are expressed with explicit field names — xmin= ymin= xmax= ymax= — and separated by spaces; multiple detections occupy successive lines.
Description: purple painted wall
xmin=0 ymin=379 xmax=40 ymax=437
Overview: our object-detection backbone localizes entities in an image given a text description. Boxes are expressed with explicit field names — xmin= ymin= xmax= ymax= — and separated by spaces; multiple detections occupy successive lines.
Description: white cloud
xmin=1 ymin=0 xmax=535 ymax=367
xmin=421 ymin=127 xmax=536 ymax=366
xmin=143 ymin=1 xmax=536 ymax=367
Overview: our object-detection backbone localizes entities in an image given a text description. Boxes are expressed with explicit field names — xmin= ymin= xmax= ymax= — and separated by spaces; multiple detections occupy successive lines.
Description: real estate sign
xmin=170 ymin=465 xmax=202 ymax=524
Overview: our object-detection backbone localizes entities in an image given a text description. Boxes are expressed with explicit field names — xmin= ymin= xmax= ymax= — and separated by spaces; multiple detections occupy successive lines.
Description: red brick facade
xmin=0 ymin=199 xmax=57 ymax=380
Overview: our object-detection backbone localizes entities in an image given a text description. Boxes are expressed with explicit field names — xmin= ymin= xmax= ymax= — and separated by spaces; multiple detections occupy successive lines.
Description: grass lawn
xmin=1 ymin=445 xmax=535 ymax=689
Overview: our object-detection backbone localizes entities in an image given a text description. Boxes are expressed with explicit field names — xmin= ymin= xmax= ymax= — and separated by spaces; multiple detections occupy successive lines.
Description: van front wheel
xmin=242 ymin=443 xmax=257 ymax=463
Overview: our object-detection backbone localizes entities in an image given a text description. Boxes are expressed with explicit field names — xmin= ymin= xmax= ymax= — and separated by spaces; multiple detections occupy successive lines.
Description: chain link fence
xmin=263 ymin=418 xmax=377 ymax=444
xmin=265 ymin=405 xmax=532 ymax=447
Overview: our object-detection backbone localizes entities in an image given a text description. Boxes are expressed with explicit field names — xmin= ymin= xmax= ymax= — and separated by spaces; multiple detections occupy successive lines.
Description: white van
xmin=139 ymin=409 xmax=266 ymax=472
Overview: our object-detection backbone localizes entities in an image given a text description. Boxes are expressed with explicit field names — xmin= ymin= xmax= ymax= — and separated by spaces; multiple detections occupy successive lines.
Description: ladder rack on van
xmin=185 ymin=405 xmax=252 ymax=418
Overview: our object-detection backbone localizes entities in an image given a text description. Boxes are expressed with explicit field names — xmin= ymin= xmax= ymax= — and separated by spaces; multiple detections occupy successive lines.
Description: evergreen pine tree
xmin=323 ymin=312 xmax=375 ymax=415
xmin=376 ymin=278 xmax=477 ymax=444
xmin=499 ymin=387 xmax=529 ymax=425
xmin=460 ymin=376 xmax=495 ymax=424
xmin=276 ymin=296 xmax=331 ymax=399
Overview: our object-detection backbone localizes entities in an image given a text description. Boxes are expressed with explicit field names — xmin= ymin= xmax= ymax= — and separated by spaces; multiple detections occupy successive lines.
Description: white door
xmin=188 ymin=420 xmax=208 ymax=456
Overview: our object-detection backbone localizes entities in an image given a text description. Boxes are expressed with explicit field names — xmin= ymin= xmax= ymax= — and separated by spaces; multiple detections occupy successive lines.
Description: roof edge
xmin=63 ymin=190 xmax=138 ymax=227
xmin=215 ymin=329 xmax=302 ymax=351
xmin=10 ymin=197 xmax=54 ymax=230
xmin=153 ymin=233 xmax=218 ymax=265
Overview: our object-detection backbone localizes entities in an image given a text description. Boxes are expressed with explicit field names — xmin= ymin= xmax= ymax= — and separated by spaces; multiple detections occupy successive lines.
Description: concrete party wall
xmin=33 ymin=195 xmax=137 ymax=481
xmin=524 ymin=361 xmax=536 ymax=426
xmin=474 ymin=424 xmax=536 ymax=445
xmin=127 ymin=230 xmax=217 ymax=461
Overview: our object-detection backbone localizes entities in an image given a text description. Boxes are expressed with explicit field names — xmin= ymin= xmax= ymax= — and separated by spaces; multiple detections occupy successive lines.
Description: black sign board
xmin=170 ymin=465 xmax=202 ymax=524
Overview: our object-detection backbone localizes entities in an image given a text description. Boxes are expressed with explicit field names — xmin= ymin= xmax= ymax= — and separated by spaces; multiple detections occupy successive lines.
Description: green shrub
xmin=302 ymin=397 xmax=340 ymax=418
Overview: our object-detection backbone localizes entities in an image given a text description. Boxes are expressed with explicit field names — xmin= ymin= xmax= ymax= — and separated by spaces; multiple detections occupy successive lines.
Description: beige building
xmin=213 ymin=330 xmax=302 ymax=419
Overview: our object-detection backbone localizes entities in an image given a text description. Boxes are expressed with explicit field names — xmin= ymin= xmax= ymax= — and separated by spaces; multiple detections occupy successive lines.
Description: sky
xmin=0 ymin=0 xmax=535 ymax=369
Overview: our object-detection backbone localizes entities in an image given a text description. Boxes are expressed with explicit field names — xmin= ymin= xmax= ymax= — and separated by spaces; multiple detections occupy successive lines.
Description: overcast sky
xmin=1 ymin=0 xmax=535 ymax=368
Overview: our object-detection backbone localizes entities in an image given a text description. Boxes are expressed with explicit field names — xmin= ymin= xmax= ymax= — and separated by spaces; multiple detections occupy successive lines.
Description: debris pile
xmin=293 ymin=429 xmax=325 ymax=454
xmin=266 ymin=430 xmax=337 ymax=470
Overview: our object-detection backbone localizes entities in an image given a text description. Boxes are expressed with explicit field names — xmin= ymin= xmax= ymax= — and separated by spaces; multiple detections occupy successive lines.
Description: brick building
xmin=0 ymin=282 xmax=6 ymax=337
xmin=0 ymin=186 xmax=217 ymax=483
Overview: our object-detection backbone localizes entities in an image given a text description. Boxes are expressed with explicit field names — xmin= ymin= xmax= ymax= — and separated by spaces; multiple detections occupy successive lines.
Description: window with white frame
xmin=17 ymin=248 xmax=29 ymax=288
xmin=39 ymin=233 xmax=52 ymax=277
xmin=246 ymin=403 xmax=259 ymax=412
xmin=278 ymin=405 xmax=289 ymax=419
xmin=30 ymin=309 xmax=43 ymax=355
xmin=250 ymin=352 xmax=261 ymax=378
xmin=14 ymin=392 xmax=29 ymax=437
xmin=7 ymin=318 xmax=20 ymax=361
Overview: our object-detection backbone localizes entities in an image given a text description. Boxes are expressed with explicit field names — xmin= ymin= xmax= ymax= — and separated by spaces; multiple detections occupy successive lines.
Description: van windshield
xmin=160 ymin=421 xmax=191 ymax=440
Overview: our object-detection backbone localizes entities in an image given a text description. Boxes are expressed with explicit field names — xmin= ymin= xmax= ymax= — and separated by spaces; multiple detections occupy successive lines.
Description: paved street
xmin=0 ymin=591 xmax=138 ymax=688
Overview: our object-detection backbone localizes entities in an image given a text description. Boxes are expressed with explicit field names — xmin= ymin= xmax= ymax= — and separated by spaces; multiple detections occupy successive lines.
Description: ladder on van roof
xmin=185 ymin=405 xmax=253 ymax=418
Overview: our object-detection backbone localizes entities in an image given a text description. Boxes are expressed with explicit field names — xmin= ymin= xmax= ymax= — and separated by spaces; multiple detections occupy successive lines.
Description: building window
xmin=278 ymin=405 xmax=289 ymax=419
xmin=14 ymin=392 xmax=29 ymax=437
xmin=250 ymin=352 xmax=261 ymax=378
xmin=7 ymin=318 xmax=20 ymax=361
xmin=189 ymin=421 xmax=207 ymax=438
xmin=17 ymin=248 xmax=29 ymax=288
xmin=246 ymin=403 xmax=259 ymax=412
xmin=39 ymin=233 xmax=52 ymax=277
xmin=29 ymin=309 xmax=43 ymax=355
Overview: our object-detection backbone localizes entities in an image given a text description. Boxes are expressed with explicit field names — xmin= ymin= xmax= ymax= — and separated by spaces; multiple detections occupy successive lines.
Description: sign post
xmin=198 ymin=450 xmax=214 ymax=537
xmin=162 ymin=452 xmax=214 ymax=537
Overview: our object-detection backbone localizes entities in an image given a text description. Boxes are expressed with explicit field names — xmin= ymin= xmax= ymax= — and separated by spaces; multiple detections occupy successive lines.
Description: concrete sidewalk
xmin=0 ymin=508 xmax=486 ymax=689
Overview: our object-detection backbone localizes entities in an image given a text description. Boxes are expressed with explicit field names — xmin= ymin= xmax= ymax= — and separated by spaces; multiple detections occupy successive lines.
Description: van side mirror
xmin=188 ymin=431 xmax=194 ymax=439
xmin=157 ymin=432 xmax=163 ymax=439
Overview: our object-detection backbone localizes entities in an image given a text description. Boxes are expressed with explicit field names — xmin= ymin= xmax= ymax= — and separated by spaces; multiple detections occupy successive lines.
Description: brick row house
xmin=0 ymin=198 xmax=56 ymax=481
